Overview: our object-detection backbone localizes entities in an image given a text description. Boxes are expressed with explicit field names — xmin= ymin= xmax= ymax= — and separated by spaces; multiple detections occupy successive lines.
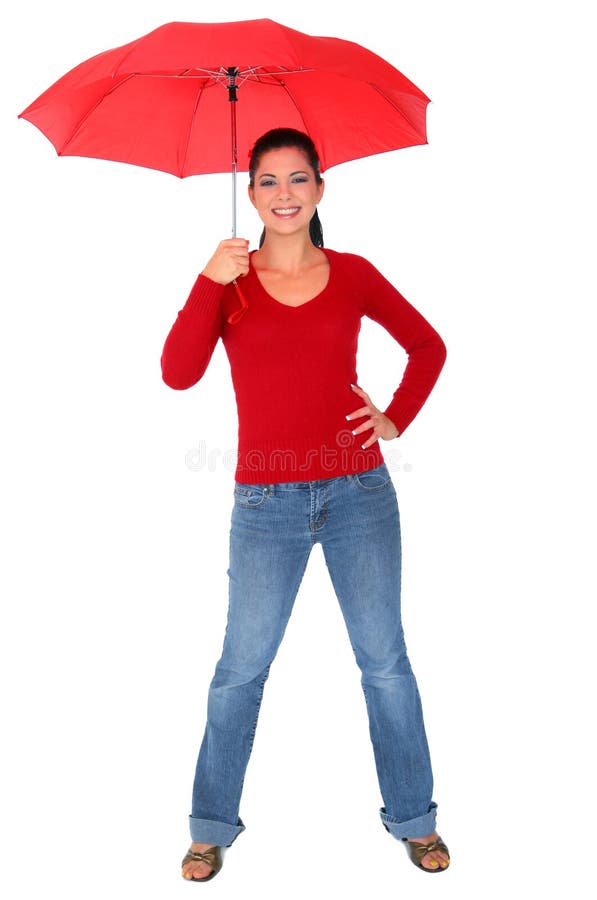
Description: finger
xmin=229 ymin=250 xmax=249 ymax=268
xmin=221 ymin=237 xmax=250 ymax=248
xmin=345 ymin=405 xmax=371 ymax=421
xmin=350 ymin=417 xmax=376 ymax=436
xmin=360 ymin=433 xmax=379 ymax=449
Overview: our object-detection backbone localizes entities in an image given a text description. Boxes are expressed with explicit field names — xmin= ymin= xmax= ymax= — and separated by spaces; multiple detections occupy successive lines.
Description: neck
xmin=255 ymin=231 xmax=322 ymax=274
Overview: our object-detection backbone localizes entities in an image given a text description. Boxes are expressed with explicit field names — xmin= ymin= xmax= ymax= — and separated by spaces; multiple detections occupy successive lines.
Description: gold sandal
xmin=181 ymin=845 xmax=223 ymax=882
xmin=402 ymin=836 xmax=450 ymax=872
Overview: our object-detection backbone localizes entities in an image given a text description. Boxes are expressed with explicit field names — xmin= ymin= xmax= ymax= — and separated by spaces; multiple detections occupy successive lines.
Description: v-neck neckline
xmin=249 ymin=247 xmax=332 ymax=310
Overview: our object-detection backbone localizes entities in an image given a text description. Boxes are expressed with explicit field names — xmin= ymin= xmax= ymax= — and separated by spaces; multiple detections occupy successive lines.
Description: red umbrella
xmin=18 ymin=18 xmax=430 ymax=322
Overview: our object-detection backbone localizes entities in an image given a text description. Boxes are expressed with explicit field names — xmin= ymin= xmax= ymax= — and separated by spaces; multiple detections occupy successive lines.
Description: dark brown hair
xmin=248 ymin=128 xmax=324 ymax=248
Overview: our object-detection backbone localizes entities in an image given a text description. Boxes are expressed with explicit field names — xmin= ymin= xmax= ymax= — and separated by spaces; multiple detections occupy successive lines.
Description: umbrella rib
xmin=58 ymin=73 xmax=137 ymax=154
xmin=259 ymin=74 xmax=312 ymax=139
xmin=181 ymin=81 xmax=207 ymax=178
xmin=127 ymin=66 xmax=313 ymax=83
xmin=367 ymin=82 xmax=424 ymax=137
xmin=238 ymin=65 xmax=313 ymax=79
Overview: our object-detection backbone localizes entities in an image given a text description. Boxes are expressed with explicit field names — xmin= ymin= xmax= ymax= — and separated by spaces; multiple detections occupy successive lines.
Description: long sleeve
xmin=160 ymin=273 xmax=225 ymax=390
xmin=359 ymin=256 xmax=447 ymax=435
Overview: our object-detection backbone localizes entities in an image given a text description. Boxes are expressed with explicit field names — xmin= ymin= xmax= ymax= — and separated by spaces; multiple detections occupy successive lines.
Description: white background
xmin=2 ymin=1 xmax=595 ymax=896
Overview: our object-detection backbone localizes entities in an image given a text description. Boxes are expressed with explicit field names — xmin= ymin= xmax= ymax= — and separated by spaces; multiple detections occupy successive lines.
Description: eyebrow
xmin=258 ymin=170 xmax=310 ymax=178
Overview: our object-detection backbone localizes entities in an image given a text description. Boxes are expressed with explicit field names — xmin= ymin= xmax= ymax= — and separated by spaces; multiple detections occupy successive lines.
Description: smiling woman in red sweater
xmin=161 ymin=128 xmax=450 ymax=881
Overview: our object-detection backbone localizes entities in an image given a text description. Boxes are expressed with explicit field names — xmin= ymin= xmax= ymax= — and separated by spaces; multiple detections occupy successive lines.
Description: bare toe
xmin=424 ymin=848 xmax=450 ymax=869
xmin=183 ymin=860 xmax=212 ymax=880
xmin=182 ymin=844 xmax=217 ymax=881
xmin=405 ymin=832 xmax=450 ymax=871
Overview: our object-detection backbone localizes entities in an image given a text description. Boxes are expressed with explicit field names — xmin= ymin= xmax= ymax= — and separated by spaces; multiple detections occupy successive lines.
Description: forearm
xmin=359 ymin=255 xmax=447 ymax=435
xmin=160 ymin=274 xmax=224 ymax=390
xmin=382 ymin=330 xmax=447 ymax=435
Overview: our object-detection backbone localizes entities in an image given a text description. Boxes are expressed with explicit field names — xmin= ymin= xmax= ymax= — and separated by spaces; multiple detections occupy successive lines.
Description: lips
xmin=272 ymin=207 xmax=300 ymax=217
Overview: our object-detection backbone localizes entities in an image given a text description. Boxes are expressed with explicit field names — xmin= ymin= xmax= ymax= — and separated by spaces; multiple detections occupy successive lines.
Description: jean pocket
xmin=352 ymin=462 xmax=393 ymax=491
xmin=233 ymin=483 xmax=271 ymax=507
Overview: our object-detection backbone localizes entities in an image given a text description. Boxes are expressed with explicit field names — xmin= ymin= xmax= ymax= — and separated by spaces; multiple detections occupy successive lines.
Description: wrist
xmin=385 ymin=416 xmax=399 ymax=439
xmin=201 ymin=268 xmax=228 ymax=286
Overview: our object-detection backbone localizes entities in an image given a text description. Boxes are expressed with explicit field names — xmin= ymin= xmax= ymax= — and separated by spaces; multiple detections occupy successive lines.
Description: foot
xmin=406 ymin=831 xmax=450 ymax=870
xmin=182 ymin=842 xmax=217 ymax=880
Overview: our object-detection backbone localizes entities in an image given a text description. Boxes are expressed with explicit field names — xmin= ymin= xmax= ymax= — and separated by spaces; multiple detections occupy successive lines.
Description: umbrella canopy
xmin=18 ymin=19 xmax=431 ymax=324
xmin=18 ymin=18 xmax=430 ymax=179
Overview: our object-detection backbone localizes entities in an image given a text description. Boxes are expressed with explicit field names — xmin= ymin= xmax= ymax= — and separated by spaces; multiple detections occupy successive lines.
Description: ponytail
xmin=309 ymin=208 xmax=324 ymax=248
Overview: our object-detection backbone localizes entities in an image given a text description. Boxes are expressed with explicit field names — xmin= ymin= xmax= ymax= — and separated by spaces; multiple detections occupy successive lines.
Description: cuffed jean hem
xmin=380 ymin=801 xmax=438 ymax=840
xmin=189 ymin=815 xmax=246 ymax=847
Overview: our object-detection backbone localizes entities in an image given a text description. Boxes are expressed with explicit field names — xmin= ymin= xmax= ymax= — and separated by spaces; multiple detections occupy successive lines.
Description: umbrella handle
xmin=227 ymin=279 xmax=248 ymax=325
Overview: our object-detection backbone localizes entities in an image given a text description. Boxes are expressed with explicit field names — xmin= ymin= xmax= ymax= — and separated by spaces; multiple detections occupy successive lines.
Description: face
xmin=248 ymin=146 xmax=324 ymax=238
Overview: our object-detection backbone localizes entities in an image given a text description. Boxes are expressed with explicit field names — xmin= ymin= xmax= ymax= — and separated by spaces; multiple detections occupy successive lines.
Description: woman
xmin=161 ymin=128 xmax=450 ymax=880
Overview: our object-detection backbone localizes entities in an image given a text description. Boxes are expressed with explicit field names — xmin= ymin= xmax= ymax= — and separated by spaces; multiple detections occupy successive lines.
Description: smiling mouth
xmin=272 ymin=207 xmax=300 ymax=217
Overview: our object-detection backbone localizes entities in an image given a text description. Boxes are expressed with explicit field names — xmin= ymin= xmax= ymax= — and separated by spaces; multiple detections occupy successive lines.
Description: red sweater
xmin=161 ymin=248 xmax=446 ymax=484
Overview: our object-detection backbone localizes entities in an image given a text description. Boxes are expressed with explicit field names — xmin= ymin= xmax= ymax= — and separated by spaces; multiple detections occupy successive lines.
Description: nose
xmin=277 ymin=180 xmax=291 ymax=200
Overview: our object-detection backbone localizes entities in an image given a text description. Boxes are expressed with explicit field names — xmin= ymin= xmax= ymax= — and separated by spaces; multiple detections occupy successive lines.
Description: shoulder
xmin=323 ymin=248 xmax=379 ymax=277
xmin=323 ymin=247 xmax=371 ymax=266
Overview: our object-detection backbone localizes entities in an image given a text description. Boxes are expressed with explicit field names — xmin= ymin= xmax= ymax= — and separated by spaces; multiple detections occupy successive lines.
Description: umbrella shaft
xmin=228 ymin=67 xmax=239 ymax=238
xmin=232 ymin=159 xmax=237 ymax=237
xmin=231 ymin=101 xmax=238 ymax=236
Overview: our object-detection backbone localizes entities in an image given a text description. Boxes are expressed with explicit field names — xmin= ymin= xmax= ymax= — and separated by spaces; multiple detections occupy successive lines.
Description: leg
xmin=189 ymin=484 xmax=312 ymax=846
xmin=320 ymin=467 xmax=446 ymax=867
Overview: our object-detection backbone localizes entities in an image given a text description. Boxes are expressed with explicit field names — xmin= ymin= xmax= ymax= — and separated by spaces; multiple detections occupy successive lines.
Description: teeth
xmin=273 ymin=207 xmax=299 ymax=214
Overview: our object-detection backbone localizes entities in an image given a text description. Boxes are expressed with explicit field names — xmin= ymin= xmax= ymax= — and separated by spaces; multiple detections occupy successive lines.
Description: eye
xmin=259 ymin=179 xmax=276 ymax=187
xmin=291 ymin=176 xmax=308 ymax=183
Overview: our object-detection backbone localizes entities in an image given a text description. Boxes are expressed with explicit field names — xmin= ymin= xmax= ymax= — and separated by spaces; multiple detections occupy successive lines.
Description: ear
xmin=248 ymin=183 xmax=257 ymax=209
xmin=317 ymin=178 xmax=325 ymax=204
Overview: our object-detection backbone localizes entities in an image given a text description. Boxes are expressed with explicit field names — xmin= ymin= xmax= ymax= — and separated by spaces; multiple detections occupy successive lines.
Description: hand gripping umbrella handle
xmin=227 ymin=279 xmax=248 ymax=325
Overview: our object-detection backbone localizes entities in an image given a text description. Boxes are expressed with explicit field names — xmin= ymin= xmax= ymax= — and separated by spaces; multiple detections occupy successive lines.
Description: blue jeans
xmin=189 ymin=462 xmax=438 ymax=846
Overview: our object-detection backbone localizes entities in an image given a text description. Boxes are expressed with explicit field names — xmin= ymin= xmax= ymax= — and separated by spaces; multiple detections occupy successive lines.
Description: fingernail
xmin=345 ymin=415 xmax=351 ymax=420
